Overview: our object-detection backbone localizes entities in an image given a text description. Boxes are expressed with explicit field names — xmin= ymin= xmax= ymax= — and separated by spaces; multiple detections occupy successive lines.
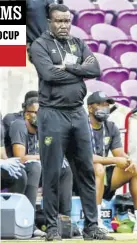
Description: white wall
xmin=0 ymin=63 xmax=38 ymax=117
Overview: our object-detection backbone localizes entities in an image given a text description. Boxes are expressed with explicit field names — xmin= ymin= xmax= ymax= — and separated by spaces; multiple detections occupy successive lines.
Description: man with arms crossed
xmin=30 ymin=3 xmax=114 ymax=241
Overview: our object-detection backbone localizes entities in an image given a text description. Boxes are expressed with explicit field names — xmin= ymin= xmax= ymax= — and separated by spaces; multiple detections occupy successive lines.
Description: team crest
xmin=70 ymin=44 xmax=77 ymax=53
xmin=44 ymin=137 xmax=53 ymax=146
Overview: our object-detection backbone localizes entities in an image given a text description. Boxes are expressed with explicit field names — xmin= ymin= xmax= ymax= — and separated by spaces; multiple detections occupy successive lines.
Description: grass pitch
xmin=1 ymin=233 xmax=137 ymax=243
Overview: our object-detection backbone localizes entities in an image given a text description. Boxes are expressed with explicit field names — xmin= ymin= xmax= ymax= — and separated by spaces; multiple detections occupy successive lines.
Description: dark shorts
xmin=1 ymin=169 xmax=16 ymax=190
xmin=103 ymin=166 xmax=116 ymax=201
xmin=1 ymin=168 xmax=27 ymax=194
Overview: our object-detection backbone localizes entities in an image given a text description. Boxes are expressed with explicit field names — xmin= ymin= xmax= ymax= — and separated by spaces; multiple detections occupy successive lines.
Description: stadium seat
xmin=91 ymin=24 xmax=127 ymax=43
xmin=121 ymin=79 xmax=137 ymax=108
xmin=100 ymin=67 xmax=132 ymax=93
xmin=70 ymin=25 xmax=89 ymax=39
xmin=121 ymin=80 xmax=137 ymax=96
xmin=130 ymin=24 xmax=137 ymax=40
xmin=70 ymin=10 xmax=78 ymax=25
xmin=112 ymin=96 xmax=131 ymax=107
xmin=97 ymin=0 xmax=134 ymax=11
xmin=109 ymin=40 xmax=137 ymax=63
xmin=93 ymin=52 xmax=119 ymax=71
xmin=115 ymin=10 xmax=137 ymax=36
xmin=112 ymin=95 xmax=137 ymax=108
xmin=84 ymin=39 xmax=109 ymax=54
xmin=63 ymin=0 xmax=95 ymax=11
xmin=85 ymin=79 xmax=119 ymax=96
xmin=84 ymin=39 xmax=100 ymax=52
xmin=120 ymin=52 xmax=137 ymax=68
xmin=77 ymin=10 xmax=105 ymax=35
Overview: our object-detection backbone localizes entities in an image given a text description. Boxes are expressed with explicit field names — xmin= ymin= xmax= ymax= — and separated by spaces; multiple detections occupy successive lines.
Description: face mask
xmin=94 ymin=107 xmax=110 ymax=122
xmin=30 ymin=117 xmax=38 ymax=128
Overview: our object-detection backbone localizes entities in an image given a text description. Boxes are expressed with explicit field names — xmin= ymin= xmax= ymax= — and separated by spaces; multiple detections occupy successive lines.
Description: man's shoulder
xmin=31 ymin=37 xmax=42 ymax=48
xmin=72 ymin=35 xmax=91 ymax=46
xmin=104 ymin=120 xmax=119 ymax=134
xmin=71 ymin=36 xmax=91 ymax=54
xmin=71 ymin=36 xmax=85 ymax=46
xmin=3 ymin=112 xmax=23 ymax=125
xmin=10 ymin=119 xmax=27 ymax=132
xmin=31 ymin=32 xmax=49 ymax=49
xmin=105 ymin=120 xmax=115 ymax=127
xmin=9 ymin=119 xmax=28 ymax=148
xmin=3 ymin=113 xmax=16 ymax=124
xmin=106 ymin=120 xmax=118 ymax=127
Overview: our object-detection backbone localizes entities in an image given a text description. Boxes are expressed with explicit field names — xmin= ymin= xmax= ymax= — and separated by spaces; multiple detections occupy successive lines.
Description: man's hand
xmin=82 ymin=56 xmax=95 ymax=65
xmin=54 ymin=64 xmax=65 ymax=70
xmin=1 ymin=158 xmax=25 ymax=179
xmin=125 ymin=162 xmax=137 ymax=174
xmin=114 ymin=157 xmax=130 ymax=169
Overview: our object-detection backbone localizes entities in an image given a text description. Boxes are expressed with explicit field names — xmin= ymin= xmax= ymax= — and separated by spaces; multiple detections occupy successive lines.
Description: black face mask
xmin=94 ymin=107 xmax=110 ymax=122
xmin=30 ymin=117 xmax=38 ymax=128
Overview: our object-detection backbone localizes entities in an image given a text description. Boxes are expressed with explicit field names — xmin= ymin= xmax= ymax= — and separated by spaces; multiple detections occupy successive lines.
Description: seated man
xmin=8 ymin=97 xmax=72 ymax=223
xmin=87 ymin=91 xmax=137 ymax=232
xmin=7 ymin=98 xmax=44 ymax=237
xmin=3 ymin=90 xmax=38 ymax=157
xmin=0 ymin=115 xmax=26 ymax=194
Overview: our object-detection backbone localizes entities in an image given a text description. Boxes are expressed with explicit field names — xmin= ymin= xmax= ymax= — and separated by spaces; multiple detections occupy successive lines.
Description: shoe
xmin=83 ymin=226 xmax=115 ymax=240
xmin=33 ymin=226 xmax=46 ymax=238
xmin=98 ymin=219 xmax=109 ymax=233
xmin=46 ymin=229 xmax=62 ymax=241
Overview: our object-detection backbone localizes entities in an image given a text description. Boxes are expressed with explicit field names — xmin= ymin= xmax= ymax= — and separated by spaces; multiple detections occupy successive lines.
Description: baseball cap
xmin=87 ymin=91 xmax=115 ymax=105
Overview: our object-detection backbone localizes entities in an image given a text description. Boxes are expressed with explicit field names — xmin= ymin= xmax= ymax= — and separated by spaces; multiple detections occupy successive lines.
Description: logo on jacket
xmin=51 ymin=49 xmax=57 ymax=54
xmin=70 ymin=44 xmax=77 ymax=53
xmin=44 ymin=136 xmax=53 ymax=146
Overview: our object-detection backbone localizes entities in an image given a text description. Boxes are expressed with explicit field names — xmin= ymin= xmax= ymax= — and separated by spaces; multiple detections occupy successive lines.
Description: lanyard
xmin=54 ymin=39 xmax=74 ymax=63
xmin=90 ymin=121 xmax=106 ymax=157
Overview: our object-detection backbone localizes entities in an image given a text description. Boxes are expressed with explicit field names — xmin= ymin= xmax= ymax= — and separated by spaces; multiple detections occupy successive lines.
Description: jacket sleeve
xmin=30 ymin=40 xmax=81 ymax=85
xmin=65 ymin=41 xmax=101 ymax=79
